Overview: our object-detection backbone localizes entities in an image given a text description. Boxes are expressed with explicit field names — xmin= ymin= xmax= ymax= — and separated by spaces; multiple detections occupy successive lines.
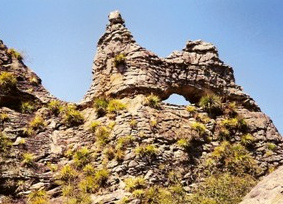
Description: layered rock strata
xmin=0 ymin=10 xmax=282 ymax=204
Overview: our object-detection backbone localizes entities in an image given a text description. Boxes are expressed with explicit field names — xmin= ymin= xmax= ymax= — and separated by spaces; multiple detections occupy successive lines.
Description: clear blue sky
xmin=1 ymin=0 xmax=282 ymax=134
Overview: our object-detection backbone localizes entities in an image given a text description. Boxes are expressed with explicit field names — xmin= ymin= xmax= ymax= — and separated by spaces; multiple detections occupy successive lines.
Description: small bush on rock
xmin=199 ymin=94 xmax=222 ymax=117
xmin=107 ymin=99 xmax=126 ymax=115
xmin=73 ymin=147 xmax=92 ymax=168
xmin=188 ymin=173 xmax=256 ymax=204
xmin=7 ymin=48 xmax=23 ymax=60
xmin=28 ymin=189 xmax=49 ymax=204
xmin=145 ymin=94 xmax=161 ymax=108
xmin=62 ymin=105 xmax=84 ymax=127
xmin=113 ymin=53 xmax=126 ymax=67
xmin=0 ymin=72 xmax=17 ymax=93
xmin=21 ymin=101 xmax=35 ymax=114
xmin=125 ymin=176 xmax=146 ymax=192
xmin=29 ymin=115 xmax=46 ymax=130
xmin=47 ymin=100 xmax=62 ymax=116
xmin=93 ymin=98 xmax=109 ymax=117
xmin=0 ymin=131 xmax=12 ymax=153
xmin=22 ymin=153 xmax=35 ymax=167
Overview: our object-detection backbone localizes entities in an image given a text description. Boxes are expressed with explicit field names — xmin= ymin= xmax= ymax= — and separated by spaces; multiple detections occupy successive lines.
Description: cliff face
xmin=0 ymin=11 xmax=282 ymax=204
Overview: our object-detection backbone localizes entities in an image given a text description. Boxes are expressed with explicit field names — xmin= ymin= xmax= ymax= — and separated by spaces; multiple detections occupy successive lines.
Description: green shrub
xmin=188 ymin=173 xmax=256 ymax=204
xmin=58 ymin=165 xmax=78 ymax=183
xmin=21 ymin=101 xmax=35 ymax=113
xmin=107 ymin=99 xmax=126 ymax=114
xmin=209 ymin=141 xmax=258 ymax=175
xmin=93 ymin=98 xmax=109 ymax=117
xmin=47 ymin=100 xmax=62 ymax=115
xmin=94 ymin=168 xmax=109 ymax=187
xmin=117 ymin=135 xmax=134 ymax=149
xmin=95 ymin=125 xmax=111 ymax=146
xmin=0 ymin=131 xmax=12 ymax=152
xmin=177 ymin=139 xmax=190 ymax=149
xmin=186 ymin=105 xmax=196 ymax=113
xmin=29 ymin=115 xmax=46 ymax=130
xmin=27 ymin=189 xmax=49 ymax=204
xmin=0 ymin=113 xmax=9 ymax=122
xmin=223 ymin=102 xmax=238 ymax=117
xmin=267 ymin=142 xmax=277 ymax=151
xmin=135 ymin=144 xmax=158 ymax=159
xmin=129 ymin=119 xmax=137 ymax=128
xmin=62 ymin=105 xmax=84 ymax=126
xmin=221 ymin=118 xmax=238 ymax=130
xmin=79 ymin=168 xmax=109 ymax=193
xmin=114 ymin=53 xmax=126 ymax=67
xmin=145 ymin=94 xmax=161 ymax=108
xmin=217 ymin=127 xmax=230 ymax=141
xmin=241 ymin=133 xmax=255 ymax=146
xmin=73 ymin=147 xmax=92 ymax=168
xmin=22 ymin=153 xmax=35 ymax=167
xmin=199 ymin=94 xmax=222 ymax=116
xmin=89 ymin=121 xmax=101 ymax=132
xmin=191 ymin=121 xmax=206 ymax=137
xmin=0 ymin=72 xmax=17 ymax=93
xmin=7 ymin=48 xmax=23 ymax=60
xmin=83 ymin=164 xmax=95 ymax=176
xmin=149 ymin=119 xmax=158 ymax=128
xmin=221 ymin=117 xmax=248 ymax=132
xmin=125 ymin=176 xmax=146 ymax=192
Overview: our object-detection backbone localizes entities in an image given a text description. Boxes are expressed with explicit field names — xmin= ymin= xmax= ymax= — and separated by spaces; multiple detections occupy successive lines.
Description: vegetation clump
xmin=0 ymin=72 xmax=17 ymax=93
xmin=21 ymin=101 xmax=36 ymax=113
xmin=29 ymin=115 xmax=46 ymax=131
xmin=107 ymin=99 xmax=126 ymax=115
xmin=135 ymin=144 xmax=158 ymax=163
xmin=93 ymin=98 xmax=109 ymax=117
xmin=145 ymin=94 xmax=161 ymax=108
xmin=0 ymin=131 xmax=12 ymax=153
xmin=190 ymin=121 xmax=207 ymax=137
xmin=22 ymin=153 xmax=35 ymax=167
xmin=27 ymin=189 xmax=50 ymax=204
xmin=47 ymin=100 xmax=62 ymax=116
xmin=73 ymin=147 xmax=92 ymax=168
xmin=207 ymin=141 xmax=259 ymax=176
xmin=113 ymin=53 xmax=126 ymax=67
xmin=199 ymin=94 xmax=222 ymax=117
xmin=186 ymin=105 xmax=196 ymax=113
xmin=7 ymin=48 xmax=23 ymax=60
xmin=62 ymin=105 xmax=84 ymax=127
xmin=125 ymin=176 xmax=146 ymax=192
xmin=188 ymin=173 xmax=256 ymax=204
xmin=95 ymin=125 xmax=111 ymax=146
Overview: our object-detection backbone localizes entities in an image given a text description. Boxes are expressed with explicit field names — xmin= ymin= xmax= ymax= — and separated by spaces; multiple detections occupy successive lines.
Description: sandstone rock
xmin=0 ymin=10 xmax=282 ymax=204
xmin=240 ymin=166 xmax=283 ymax=204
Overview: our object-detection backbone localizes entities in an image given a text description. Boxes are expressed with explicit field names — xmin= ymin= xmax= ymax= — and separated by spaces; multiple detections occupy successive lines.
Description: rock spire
xmin=83 ymin=11 xmax=258 ymax=111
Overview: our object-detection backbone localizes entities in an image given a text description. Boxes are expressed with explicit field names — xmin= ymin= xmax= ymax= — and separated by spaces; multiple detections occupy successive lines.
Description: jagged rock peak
xmin=0 ymin=40 xmax=56 ymax=112
xmin=108 ymin=10 xmax=125 ymax=25
xmin=83 ymin=11 xmax=259 ymax=111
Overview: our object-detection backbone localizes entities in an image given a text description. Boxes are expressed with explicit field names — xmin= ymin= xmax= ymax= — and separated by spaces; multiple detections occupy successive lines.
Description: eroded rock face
xmin=240 ymin=166 xmax=283 ymax=204
xmin=83 ymin=11 xmax=259 ymax=111
xmin=0 ymin=40 xmax=56 ymax=111
xmin=0 ymin=10 xmax=282 ymax=204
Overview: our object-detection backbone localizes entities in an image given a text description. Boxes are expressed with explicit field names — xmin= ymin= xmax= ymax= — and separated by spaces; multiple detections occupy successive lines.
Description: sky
xmin=0 ymin=0 xmax=282 ymax=134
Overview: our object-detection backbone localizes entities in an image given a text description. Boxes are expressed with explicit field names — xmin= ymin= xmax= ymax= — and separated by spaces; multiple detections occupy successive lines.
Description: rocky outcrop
xmin=0 ymin=10 xmax=282 ymax=204
xmin=240 ymin=166 xmax=283 ymax=204
xmin=83 ymin=11 xmax=259 ymax=111
xmin=0 ymin=40 xmax=56 ymax=111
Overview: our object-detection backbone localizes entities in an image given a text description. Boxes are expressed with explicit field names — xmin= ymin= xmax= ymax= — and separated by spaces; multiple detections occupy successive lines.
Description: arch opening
xmin=164 ymin=93 xmax=190 ymax=106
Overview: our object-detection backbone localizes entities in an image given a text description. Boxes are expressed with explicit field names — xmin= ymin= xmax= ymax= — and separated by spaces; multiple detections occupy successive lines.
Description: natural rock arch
xmin=82 ymin=11 xmax=259 ymax=111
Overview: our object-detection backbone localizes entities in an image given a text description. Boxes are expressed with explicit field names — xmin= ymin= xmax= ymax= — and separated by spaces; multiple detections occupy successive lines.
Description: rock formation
xmin=0 ymin=10 xmax=282 ymax=204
